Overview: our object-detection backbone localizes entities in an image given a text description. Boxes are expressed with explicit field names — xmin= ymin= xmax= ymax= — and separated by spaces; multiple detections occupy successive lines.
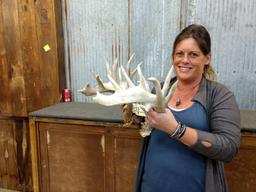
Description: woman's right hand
xmin=146 ymin=108 xmax=178 ymax=134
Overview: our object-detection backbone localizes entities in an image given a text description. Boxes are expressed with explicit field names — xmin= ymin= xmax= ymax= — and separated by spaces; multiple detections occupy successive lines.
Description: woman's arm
xmin=147 ymin=85 xmax=241 ymax=162
xmin=190 ymin=86 xmax=241 ymax=162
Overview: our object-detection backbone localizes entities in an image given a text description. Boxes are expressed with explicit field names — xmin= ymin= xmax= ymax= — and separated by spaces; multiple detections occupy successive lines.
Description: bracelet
xmin=178 ymin=124 xmax=186 ymax=139
xmin=169 ymin=122 xmax=187 ymax=140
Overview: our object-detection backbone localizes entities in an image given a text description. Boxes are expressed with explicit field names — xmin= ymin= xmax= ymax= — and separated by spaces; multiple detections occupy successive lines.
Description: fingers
xmin=147 ymin=108 xmax=157 ymax=119
xmin=146 ymin=109 xmax=158 ymax=127
xmin=146 ymin=108 xmax=171 ymax=127
xmin=145 ymin=108 xmax=170 ymax=127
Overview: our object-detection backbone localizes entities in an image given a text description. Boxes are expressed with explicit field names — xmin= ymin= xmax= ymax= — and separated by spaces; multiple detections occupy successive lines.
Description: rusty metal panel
xmin=184 ymin=0 xmax=256 ymax=110
xmin=62 ymin=0 xmax=181 ymax=102
xmin=130 ymin=0 xmax=181 ymax=81
xmin=62 ymin=0 xmax=129 ymax=102
xmin=62 ymin=0 xmax=255 ymax=111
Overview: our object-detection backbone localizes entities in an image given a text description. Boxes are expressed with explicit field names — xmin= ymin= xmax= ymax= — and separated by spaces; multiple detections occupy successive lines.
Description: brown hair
xmin=172 ymin=24 xmax=216 ymax=80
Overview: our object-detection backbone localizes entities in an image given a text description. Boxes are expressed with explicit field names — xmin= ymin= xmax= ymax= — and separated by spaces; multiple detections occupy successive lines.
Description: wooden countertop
xmin=29 ymin=102 xmax=256 ymax=131
xmin=240 ymin=110 xmax=256 ymax=132
xmin=29 ymin=102 xmax=123 ymax=123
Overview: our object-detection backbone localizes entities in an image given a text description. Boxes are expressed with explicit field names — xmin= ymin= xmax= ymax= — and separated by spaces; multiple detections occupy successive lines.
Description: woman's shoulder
xmin=205 ymin=78 xmax=234 ymax=96
xmin=205 ymin=78 xmax=239 ymax=110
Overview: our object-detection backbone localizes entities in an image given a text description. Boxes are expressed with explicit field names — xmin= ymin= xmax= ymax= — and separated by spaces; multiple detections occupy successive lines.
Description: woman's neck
xmin=176 ymin=77 xmax=202 ymax=91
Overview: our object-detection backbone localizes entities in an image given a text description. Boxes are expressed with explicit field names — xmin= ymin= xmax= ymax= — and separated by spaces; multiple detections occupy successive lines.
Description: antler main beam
xmin=79 ymin=55 xmax=176 ymax=137
xmin=94 ymin=65 xmax=175 ymax=112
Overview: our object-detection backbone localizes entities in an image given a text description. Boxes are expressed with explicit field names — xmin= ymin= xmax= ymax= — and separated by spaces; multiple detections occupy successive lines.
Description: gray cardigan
xmin=135 ymin=77 xmax=241 ymax=192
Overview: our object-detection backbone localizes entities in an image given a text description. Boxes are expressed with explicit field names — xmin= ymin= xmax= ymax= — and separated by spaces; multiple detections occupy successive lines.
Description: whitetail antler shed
xmin=94 ymin=65 xmax=176 ymax=111
xmin=79 ymin=55 xmax=176 ymax=137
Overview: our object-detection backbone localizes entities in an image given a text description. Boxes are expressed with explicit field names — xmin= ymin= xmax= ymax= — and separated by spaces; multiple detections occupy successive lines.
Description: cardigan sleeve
xmin=190 ymin=84 xmax=241 ymax=163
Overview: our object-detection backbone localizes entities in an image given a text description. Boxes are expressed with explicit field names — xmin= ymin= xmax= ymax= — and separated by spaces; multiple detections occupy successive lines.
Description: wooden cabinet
xmin=218 ymin=110 xmax=256 ymax=191
xmin=29 ymin=103 xmax=141 ymax=192
xmin=29 ymin=103 xmax=256 ymax=192
xmin=225 ymin=131 xmax=256 ymax=192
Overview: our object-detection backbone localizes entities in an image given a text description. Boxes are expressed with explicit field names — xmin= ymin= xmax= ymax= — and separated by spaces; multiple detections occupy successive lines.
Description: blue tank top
xmin=141 ymin=102 xmax=209 ymax=192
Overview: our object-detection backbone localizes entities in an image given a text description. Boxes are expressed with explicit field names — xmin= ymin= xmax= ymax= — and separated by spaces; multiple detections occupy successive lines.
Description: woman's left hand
xmin=146 ymin=108 xmax=178 ymax=134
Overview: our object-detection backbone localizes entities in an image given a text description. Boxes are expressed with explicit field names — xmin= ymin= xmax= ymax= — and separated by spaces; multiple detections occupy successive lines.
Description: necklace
xmin=175 ymin=98 xmax=182 ymax=107
xmin=175 ymin=82 xmax=200 ymax=107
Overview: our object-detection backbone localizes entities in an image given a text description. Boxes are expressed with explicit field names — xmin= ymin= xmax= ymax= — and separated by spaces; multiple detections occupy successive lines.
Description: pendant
xmin=175 ymin=99 xmax=181 ymax=107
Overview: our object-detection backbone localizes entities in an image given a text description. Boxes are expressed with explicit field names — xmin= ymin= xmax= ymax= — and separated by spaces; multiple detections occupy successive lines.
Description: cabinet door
xmin=38 ymin=122 xmax=105 ymax=192
xmin=225 ymin=133 xmax=256 ymax=192
xmin=111 ymin=128 xmax=141 ymax=192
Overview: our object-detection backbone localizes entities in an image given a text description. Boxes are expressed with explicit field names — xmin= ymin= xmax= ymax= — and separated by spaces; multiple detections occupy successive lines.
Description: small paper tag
xmin=43 ymin=44 xmax=51 ymax=52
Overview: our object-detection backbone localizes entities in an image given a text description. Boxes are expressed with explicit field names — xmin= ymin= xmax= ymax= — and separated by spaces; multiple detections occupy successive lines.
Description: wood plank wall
xmin=0 ymin=117 xmax=31 ymax=191
xmin=0 ymin=0 xmax=65 ymax=190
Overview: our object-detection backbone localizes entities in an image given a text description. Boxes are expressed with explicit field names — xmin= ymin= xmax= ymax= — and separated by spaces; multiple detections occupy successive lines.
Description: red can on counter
xmin=62 ymin=89 xmax=72 ymax=102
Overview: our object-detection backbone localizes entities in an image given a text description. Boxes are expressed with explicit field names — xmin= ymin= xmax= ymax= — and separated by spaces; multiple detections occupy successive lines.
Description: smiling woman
xmin=169 ymin=36 xmax=211 ymax=108
xmin=172 ymin=38 xmax=211 ymax=83
xmin=135 ymin=24 xmax=241 ymax=192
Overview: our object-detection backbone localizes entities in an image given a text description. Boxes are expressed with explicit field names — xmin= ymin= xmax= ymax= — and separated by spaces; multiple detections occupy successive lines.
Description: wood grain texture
xmin=0 ymin=0 xmax=26 ymax=116
xmin=18 ymin=0 xmax=43 ymax=113
xmin=0 ymin=0 xmax=65 ymax=116
xmin=113 ymin=133 xmax=141 ymax=192
xmin=30 ymin=115 xmax=256 ymax=192
xmin=0 ymin=0 xmax=65 ymax=190
xmin=0 ymin=119 xmax=32 ymax=191
xmin=33 ymin=0 xmax=61 ymax=107
xmin=29 ymin=117 xmax=141 ymax=192
xmin=225 ymin=132 xmax=256 ymax=192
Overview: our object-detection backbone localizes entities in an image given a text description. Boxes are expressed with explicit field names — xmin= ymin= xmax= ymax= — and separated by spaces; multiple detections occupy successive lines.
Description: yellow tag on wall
xmin=43 ymin=44 xmax=51 ymax=52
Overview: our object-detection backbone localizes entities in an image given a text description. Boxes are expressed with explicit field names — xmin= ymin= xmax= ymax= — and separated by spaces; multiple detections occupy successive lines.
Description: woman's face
xmin=173 ymin=37 xmax=211 ymax=83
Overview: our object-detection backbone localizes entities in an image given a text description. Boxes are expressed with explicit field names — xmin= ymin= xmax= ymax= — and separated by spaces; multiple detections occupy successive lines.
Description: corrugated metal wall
xmin=62 ymin=0 xmax=256 ymax=111
xmin=184 ymin=0 xmax=256 ymax=110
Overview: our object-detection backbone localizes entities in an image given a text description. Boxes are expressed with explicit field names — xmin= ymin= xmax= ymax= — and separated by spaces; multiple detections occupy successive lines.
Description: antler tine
xmin=95 ymin=75 xmax=115 ymax=92
xmin=126 ymin=53 xmax=135 ymax=76
xmin=95 ymin=75 xmax=106 ymax=91
xmin=137 ymin=63 xmax=150 ymax=92
xmin=162 ymin=65 xmax=175 ymax=97
xmin=165 ymin=80 xmax=177 ymax=104
xmin=111 ymin=57 xmax=119 ymax=80
xmin=78 ymin=83 xmax=97 ymax=96
xmin=130 ymin=62 xmax=141 ymax=80
xmin=118 ymin=65 xmax=122 ymax=85
xmin=148 ymin=77 xmax=165 ymax=113
xmin=120 ymin=65 xmax=135 ymax=88
xmin=105 ymin=60 xmax=112 ymax=77
xmin=107 ymin=74 xmax=122 ymax=91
